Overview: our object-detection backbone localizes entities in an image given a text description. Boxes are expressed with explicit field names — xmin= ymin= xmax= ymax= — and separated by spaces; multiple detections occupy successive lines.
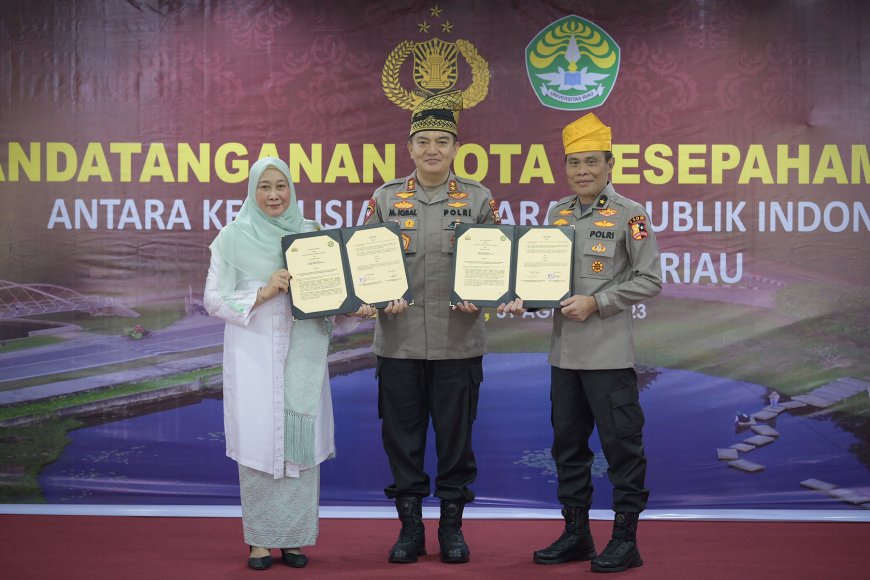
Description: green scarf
xmin=209 ymin=156 xmax=331 ymax=467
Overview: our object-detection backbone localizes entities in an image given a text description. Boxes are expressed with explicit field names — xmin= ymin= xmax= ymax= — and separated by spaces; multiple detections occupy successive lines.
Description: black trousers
xmin=377 ymin=356 xmax=483 ymax=504
xmin=550 ymin=366 xmax=649 ymax=513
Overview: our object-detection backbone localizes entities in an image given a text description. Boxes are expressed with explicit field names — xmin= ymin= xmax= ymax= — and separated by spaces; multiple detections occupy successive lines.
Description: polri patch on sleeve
xmin=364 ymin=197 xmax=377 ymax=222
xmin=628 ymin=215 xmax=648 ymax=240
xmin=489 ymin=198 xmax=502 ymax=224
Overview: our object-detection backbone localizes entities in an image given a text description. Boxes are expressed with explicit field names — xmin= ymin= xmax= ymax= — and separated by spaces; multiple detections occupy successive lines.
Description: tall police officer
xmin=500 ymin=113 xmax=662 ymax=573
xmin=364 ymin=90 xmax=500 ymax=564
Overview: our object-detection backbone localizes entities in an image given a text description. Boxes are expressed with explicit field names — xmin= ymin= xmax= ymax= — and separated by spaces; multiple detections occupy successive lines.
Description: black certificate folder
xmin=451 ymin=223 xmax=574 ymax=308
xmin=281 ymin=222 xmax=412 ymax=320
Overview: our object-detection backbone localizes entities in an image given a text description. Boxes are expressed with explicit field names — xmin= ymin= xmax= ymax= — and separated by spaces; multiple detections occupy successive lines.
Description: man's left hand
xmin=559 ymin=294 xmax=598 ymax=322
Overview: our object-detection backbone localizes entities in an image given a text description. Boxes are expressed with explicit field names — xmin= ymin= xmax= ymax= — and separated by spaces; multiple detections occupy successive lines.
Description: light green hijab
xmin=210 ymin=156 xmax=303 ymax=297
xmin=210 ymin=156 xmax=330 ymax=468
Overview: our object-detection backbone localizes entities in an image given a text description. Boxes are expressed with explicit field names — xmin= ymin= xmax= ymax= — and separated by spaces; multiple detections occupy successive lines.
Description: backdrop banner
xmin=1 ymin=0 xmax=868 ymax=512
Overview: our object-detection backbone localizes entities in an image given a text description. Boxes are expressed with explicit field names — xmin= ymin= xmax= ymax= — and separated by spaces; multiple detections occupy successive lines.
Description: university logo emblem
xmin=525 ymin=15 xmax=620 ymax=110
xmin=382 ymin=7 xmax=490 ymax=111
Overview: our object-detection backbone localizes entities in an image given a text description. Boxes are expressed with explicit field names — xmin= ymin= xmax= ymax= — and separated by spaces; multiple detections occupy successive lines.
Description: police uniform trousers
xmin=550 ymin=366 xmax=649 ymax=513
xmin=377 ymin=356 xmax=482 ymax=504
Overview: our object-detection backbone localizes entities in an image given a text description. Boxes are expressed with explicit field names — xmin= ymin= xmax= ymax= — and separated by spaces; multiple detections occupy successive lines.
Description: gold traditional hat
xmin=562 ymin=113 xmax=612 ymax=154
xmin=410 ymin=90 xmax=463 ymax=136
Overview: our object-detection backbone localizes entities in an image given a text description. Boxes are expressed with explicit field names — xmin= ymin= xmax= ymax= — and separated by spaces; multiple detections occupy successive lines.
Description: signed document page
xmin=344 ymin=222 xmax=411 ymax=307
xmin=515 ymin=226 xmax=574 ymax=307
xmin=283 ymin=230 xmax=351 ymax=318
xmin=452 ymin=224 xmax=513 ymax=306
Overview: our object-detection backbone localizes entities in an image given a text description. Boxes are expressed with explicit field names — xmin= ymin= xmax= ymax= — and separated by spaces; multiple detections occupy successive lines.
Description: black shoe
xmin=389 ymin=496 xmax=426 ymax=563
xmin=248 ymin=546 xmax=272 ymax=571
xmin=590 ymin=538 xmax=643 ymax=572
xmin=533 ymin=506 xmax=596 ymax=564
xmin=281 ymin=550 xmax=309 ymax=568
xmin=590 ymin=512 xmax=643 ymax=573
xmin=438 ymin=526 xmax=470 ymax=563
xmin=438 ymin=500 xmax=470 ymax=564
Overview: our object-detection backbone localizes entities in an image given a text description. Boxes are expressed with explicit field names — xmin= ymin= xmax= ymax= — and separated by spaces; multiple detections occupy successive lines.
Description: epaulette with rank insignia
xmin=453 ymin=175 xmax=486 ymax=189
xmin=375 ymin=178 xmax=405 ymax=195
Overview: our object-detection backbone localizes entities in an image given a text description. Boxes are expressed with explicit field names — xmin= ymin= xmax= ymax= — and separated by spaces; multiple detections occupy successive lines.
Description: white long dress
xmin=204 ymin=248 xmax=357 ymax=546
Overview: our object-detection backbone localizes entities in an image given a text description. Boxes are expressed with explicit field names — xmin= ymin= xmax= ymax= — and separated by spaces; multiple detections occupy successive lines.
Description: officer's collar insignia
xmin=449 ymin=179 xmax=458 ymax=192
xmin=596 ymin=195 xmax=608 ymax=207
xmin=406 ymin=177 xmax=417 ymax=191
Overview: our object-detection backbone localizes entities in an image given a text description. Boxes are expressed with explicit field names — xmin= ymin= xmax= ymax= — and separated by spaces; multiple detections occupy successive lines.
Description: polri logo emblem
xmin=382 ymin=5 xmax=489 ymax=112
xmin=525 ymin=15 xmax=620 ymax=110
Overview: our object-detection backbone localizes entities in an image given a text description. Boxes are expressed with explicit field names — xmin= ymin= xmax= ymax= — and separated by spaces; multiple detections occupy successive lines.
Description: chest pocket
xmin=442 ymin=216 xmax=475 ymax=253
xmin=581 ymin=237 xmax=617 ymax=280
xmin=398 ymin=219 xmax=417 ymax=254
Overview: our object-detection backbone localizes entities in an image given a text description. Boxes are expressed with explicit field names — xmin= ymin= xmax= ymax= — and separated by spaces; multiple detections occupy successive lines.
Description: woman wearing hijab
xmin=205 ymin=157 xmax=373 ymax=570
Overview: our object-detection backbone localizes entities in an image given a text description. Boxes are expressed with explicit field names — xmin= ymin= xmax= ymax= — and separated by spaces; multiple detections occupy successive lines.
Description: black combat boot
xmin=533 ymin=506 xmax=597 ymax=564
xmin=388 ymin=496 xmax=426 ymax=563
xmin=437 ymin=500 xmax=470 ymax=563
xmin=591 ymin=511 xmax=643 ymax=573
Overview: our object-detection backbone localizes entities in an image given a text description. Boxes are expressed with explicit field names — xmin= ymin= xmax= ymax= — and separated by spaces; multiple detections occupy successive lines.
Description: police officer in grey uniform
xmin=500 ymin=113 xmax=661 ymax=573
xmin=363 ymin=90 xmax=500 ymax=565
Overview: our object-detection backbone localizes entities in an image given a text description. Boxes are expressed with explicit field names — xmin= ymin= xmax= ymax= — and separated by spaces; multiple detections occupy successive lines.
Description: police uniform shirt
xmin=547 ymin=182 xmax=662 ymax=370
xmin=365 ymin=172 xmax=498 ymax=360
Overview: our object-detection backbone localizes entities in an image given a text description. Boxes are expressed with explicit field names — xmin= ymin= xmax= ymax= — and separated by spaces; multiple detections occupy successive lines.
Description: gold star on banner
xmin=430 ymin=5 xmax=442 ymax=18
xmin=441 ymin=20 xmax=453 ymax=33
xmin=418 ymin=21 xmax=430 ymax=33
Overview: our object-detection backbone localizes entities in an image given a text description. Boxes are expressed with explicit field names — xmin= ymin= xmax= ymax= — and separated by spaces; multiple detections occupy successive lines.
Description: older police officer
xmin=500 ymin=113 xmax=661 ymax=573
